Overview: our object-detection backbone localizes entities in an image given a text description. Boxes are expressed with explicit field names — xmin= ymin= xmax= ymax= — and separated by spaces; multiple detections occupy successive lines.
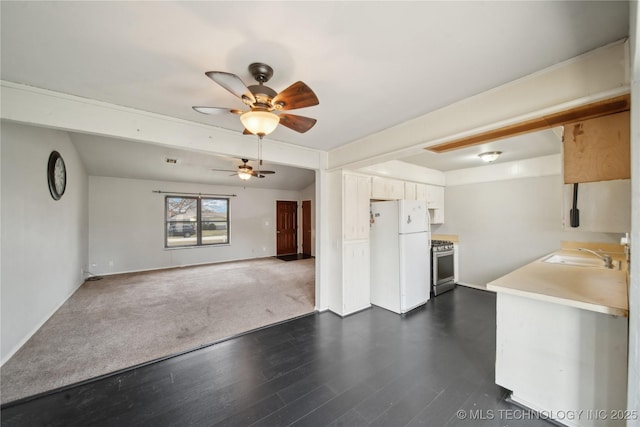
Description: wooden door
xmin=276 ymin=201 xmax=298 ymax=255
xmin=302 ymin=200 xmax=312 ymax=256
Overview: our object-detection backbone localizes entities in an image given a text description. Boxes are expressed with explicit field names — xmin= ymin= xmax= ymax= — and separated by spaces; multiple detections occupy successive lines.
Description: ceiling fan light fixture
xmin=238 ymin=171 xmax=252 ymax=180
xmin=479 ymin=151 xmax=502 ymax=163
xmin=240 ymin=110 xmax=280 ymax=136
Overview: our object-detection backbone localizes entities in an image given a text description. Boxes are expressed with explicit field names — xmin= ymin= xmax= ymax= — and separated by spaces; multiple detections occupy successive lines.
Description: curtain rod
xmin=152 ymin=190 xmax=237 ymax=197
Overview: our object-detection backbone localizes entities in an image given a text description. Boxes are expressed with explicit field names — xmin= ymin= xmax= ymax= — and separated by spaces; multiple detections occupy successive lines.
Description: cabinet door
xmin=433 ymin=186 xmax=444 ymax=208
xmin=425 ymin=185 xmax=437 ymax=207
xmin=345 ymin=174 xmax=371 ymax=240
xmin=389 ymin=179 xmax=405 ymax=200
xmin=343 ymin=174 xmax=359 ymax=239
xmin=404 ymin=182 xmax=417 ymax=200
xmin=430 ymin=208 xmax=445 ymax=224
xmin=425 ymin=185 xmax=444 ymax=209
xmin=343 ymin=241 xmax=370 ymax=314
xmin=563 ymin=111 xmax=630 ymax=184
xmin=371 ymin=177 xmax=388 ymax=199
xmin=356 ymin=176 xmax=371 ymax=239
xmin=415 ymin=183 xmax=428 ymax=201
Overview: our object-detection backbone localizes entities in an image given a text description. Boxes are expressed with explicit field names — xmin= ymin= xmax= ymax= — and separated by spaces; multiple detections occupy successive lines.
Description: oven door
xmin=432 ymin=250 xmax=455 ymax=285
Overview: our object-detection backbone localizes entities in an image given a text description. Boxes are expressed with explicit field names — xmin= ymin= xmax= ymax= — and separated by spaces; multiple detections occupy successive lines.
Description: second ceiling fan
xmin=193 ymin=63 xmax=319 ymax=136
xmin=212 ymin=158 xmax=275 ymax=181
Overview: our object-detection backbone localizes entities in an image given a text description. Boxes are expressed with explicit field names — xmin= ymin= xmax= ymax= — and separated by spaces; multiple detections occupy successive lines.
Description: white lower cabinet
xmin=495 ymin=293 xmax=627 ymax=427
xmin=343 ymin=241 xmax=371 ymax=314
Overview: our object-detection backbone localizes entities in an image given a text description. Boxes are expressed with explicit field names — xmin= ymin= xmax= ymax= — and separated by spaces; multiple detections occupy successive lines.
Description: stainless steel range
xmin=431 ymin=239 xmax=456 ymax=296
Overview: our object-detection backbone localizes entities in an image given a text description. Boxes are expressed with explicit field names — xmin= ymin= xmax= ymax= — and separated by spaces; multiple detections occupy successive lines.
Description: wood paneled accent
xmin=426 ymin=94 xmax=630 ymax=153
xmin=563 ymin=111 xmax=630 ymax=183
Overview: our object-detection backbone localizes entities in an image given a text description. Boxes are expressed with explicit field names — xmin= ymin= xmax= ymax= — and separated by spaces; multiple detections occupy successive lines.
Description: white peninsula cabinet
xmin=488 ymin=249 xmax=628 ymax=427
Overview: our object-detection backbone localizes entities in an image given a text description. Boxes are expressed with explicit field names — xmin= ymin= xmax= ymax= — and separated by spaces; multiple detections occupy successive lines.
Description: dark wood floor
xmin=1 ymin=287 xmax=555 ymax=427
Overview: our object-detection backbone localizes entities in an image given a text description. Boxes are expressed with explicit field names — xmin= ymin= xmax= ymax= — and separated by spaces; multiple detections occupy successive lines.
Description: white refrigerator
xmin=370 ymin=200 xmax=431 ymax=314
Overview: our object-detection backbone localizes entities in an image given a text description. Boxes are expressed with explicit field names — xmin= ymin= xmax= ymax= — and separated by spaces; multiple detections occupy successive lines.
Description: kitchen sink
xmin=542 ymin=254 xmax=607 ymax=268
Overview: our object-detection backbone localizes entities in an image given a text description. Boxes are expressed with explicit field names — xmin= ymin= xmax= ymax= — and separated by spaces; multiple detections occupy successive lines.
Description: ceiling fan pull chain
xmin=258 ymin=135 xmax=263 ymax=171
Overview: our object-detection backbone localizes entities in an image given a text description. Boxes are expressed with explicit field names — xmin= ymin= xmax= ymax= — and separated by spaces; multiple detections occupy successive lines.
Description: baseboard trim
xmin=90 ymin=255 xmax=289 ymax=277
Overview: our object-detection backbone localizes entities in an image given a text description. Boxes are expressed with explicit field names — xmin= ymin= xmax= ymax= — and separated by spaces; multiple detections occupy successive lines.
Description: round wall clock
xmin=47 ymin=151 xmax=66 ymax=200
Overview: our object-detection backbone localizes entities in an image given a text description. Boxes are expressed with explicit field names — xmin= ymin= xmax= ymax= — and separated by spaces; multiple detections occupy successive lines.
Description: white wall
xmin=1 ymin=121 xmax=88 ymax=364
xmin=88 ymin=176 xmax=303 ymax=275
xmin=434 ymin=173 xmax=623 ymax=287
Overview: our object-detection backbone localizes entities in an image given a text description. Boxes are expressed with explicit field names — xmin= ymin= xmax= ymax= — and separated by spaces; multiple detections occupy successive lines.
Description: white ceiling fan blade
xmin=205 ymin=71 xmax=256 ymax=104
xmin=193 ymin=106 xmax=242 ymax=115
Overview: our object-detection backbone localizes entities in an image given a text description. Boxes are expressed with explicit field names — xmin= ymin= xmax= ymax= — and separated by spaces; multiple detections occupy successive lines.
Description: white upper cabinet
xmin=371 ymin=176 xmax=404 ymax=200
xmin=415 ymin=183 xmax=428 ymax=201
xmin=425 ymin=184 xmax=445 ymax=224
xmin=430 ymin=208 xmax=445 ymax=224
xmin=404 ymin=182 xmax=417 ymax=200
xmin=425 ymin=185 xmax=444 ymax=208
xmin=343 ymin=173 xmax=371 ymax=240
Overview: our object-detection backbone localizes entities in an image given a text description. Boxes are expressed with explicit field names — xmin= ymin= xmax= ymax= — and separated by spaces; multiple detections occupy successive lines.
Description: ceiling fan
xmin=193 ymin=63 xmax=319 ymax=136
xmin=212 ymin=158 xmax=275 ymax=181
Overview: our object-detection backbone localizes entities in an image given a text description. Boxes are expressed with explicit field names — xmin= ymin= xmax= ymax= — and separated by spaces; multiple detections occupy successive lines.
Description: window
xmin=165 ymin=196 xmax=229 ymax=248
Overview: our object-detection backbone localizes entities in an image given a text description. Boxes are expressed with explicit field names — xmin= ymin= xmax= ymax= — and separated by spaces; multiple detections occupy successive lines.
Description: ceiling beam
xmin=0 ymin=80 xmax=323 ymax=171
xmin=426 ymin=94 xmax=630 ymax=153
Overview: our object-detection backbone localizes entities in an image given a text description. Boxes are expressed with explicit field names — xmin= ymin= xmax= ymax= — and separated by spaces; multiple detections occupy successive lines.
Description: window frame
xmin=164 ymin=196 xmax=230 ymax=248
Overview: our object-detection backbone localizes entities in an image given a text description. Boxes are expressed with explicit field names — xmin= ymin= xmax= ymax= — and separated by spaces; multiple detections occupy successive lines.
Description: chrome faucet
xmin=578 ymin=248 xmax=613 ymax=269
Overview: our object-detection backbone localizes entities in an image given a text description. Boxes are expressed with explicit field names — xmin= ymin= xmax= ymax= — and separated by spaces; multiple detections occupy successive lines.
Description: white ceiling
xmin=0 ymin=1 xmax=629 ymax=184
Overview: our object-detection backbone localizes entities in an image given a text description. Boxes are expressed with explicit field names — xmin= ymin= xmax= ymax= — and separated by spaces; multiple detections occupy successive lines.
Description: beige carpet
xmin=1 ymin=257 xmax=315 ymax=404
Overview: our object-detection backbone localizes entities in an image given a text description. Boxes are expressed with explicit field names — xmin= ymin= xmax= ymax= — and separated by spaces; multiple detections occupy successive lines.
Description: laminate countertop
xmin=487 ymin=248 xmax=628 ymax=317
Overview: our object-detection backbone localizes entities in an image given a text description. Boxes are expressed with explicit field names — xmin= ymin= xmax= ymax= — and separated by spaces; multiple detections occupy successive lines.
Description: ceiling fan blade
xmin=205 ymin=71 xmax=256 ymax=104
xmin=211 ymin=168 xmax=238 ymax=173
xmin=243 ymin=128 xmax=253 ymax=135
xmin=272 ymin=81 xmax=319 ymax=110
xmin=256 ymin=170 xmax=275 ymax=174
xmin=193 ymin=106 xmax=243 ymax=115
xmin=278 ymin=114 xmax=317 ymax=133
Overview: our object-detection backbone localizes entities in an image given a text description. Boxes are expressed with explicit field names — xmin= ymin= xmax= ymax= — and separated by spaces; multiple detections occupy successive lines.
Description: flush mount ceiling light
xmin=479 ymin=151 xmax=502 ymax=163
